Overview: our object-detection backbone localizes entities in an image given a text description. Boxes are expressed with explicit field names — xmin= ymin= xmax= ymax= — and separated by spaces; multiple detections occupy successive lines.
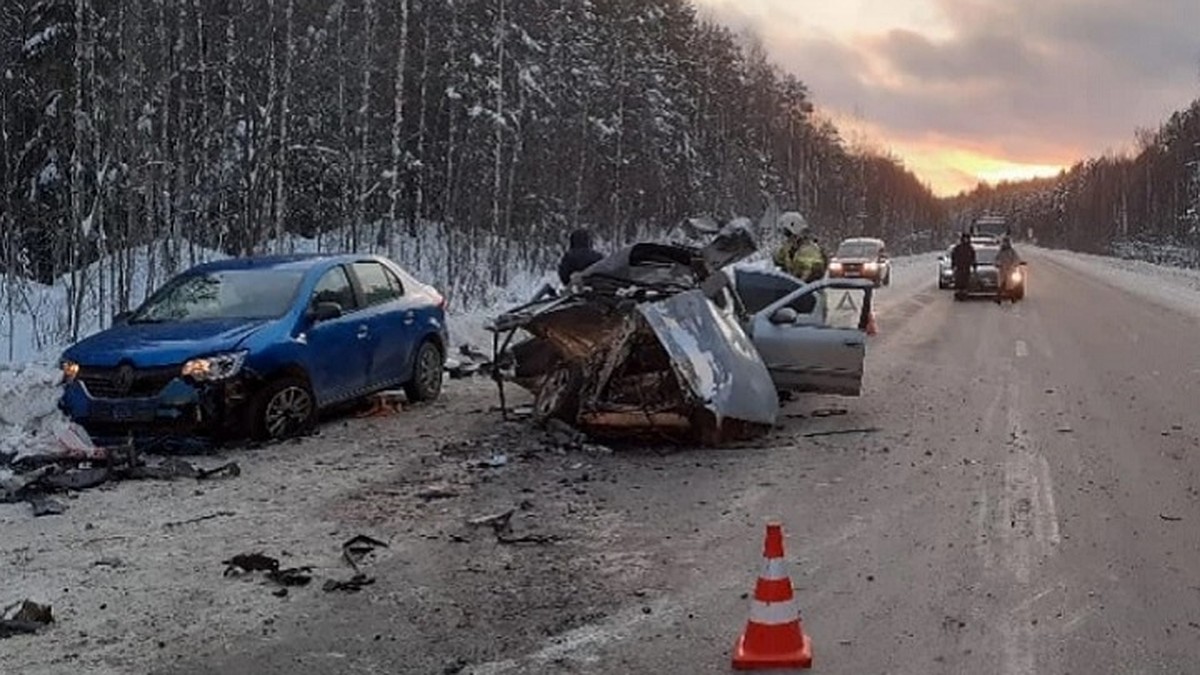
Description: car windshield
xmin=975 ymin=248 xmax=999 ymax=264
xmin=130 ymin=270 xmax=304 ymax=323
xmin=836 ymin=242 xmax=879 ymax=258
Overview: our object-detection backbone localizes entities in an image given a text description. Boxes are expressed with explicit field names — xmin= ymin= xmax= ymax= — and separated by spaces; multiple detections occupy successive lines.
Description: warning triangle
xmin=835 ymin=291 xmax=858 ymax=311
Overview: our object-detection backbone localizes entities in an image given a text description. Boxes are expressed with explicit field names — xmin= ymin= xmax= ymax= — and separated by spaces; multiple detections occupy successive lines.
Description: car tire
xmin=404 ymin=340 xmax=444 ymax=403
xmin=534 ymin=363 xmax=582 ymax=424
xmin=249 ymin=376 xmax=317 ymax=441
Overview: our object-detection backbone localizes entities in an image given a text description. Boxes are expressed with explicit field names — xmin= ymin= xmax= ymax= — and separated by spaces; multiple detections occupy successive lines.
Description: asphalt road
xmin=163 ymin=251 xmax=1200 ymax=675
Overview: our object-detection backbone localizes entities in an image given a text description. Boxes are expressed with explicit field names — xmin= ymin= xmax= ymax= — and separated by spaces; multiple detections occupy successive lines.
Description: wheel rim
xmin=536 ymin=368 xmax=571 ymax=418
xmin=418 ymin=345 xmax=442 ymax=396
xmin=264 ymin=386 xmax=313 ymax=438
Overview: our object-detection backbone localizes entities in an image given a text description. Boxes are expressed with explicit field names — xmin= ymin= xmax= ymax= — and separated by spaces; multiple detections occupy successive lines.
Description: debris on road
xmin=811 ymin=408 xmax=849 ymax=418
xmin=323 ymin=575 xmax=376 ymax=593
xmin=28 ymin=496 xmax=66 ymax=517
xmin=0 ymin=600 xmax=54 ymax=639
xmin=357 ymin=391 xmax=407 ymax=418
xmin=267 ymin=566 xmax=314 ymax=587
xmin=1160 ymin=514 xmax=1184 ymax=522
xmin=342 ymin=535 xmax=389 ymax=572
xmin=468 ymin=509 xmax=516 ymax=532
xmin=223 ymin=553 xmax=281 ymax=576
xmin=417 ymin=484 xmax=459 ymax=500
xmin=324 ymin=535 xmax=389 ymax=593
xmin=803 ymin=427 xmax=882 ymax=439
xmin=163 ymin=511 xmax=237 ymax=529
xmin=446 ymin=345 xmax=494 ymax=380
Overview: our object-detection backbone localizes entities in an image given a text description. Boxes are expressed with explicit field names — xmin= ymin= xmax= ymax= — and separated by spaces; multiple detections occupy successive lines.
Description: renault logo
xmin=113 ymin=364 xmax=136 ymax=395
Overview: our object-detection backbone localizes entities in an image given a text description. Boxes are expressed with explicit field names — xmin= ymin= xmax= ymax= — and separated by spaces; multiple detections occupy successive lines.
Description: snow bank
xmin=0 ymin=363 xmax=75 ymax=462
xmin=1036 ymin=247 xmax=1200 ymax=320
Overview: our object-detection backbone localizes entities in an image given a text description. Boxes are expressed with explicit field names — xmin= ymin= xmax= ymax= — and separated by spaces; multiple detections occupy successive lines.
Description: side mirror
xmin=113 ymin=311 xmax=133 ymax=325
xmin=770 ymin=307 xmax=799 ymax=325
xmin=307 ymin=301 xmax=343 ymax=323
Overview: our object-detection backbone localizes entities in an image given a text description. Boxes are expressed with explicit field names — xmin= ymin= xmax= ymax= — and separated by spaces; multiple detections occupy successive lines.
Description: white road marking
xmin=469 ymin=599 xmax=681 ymax=674
xmin=995 ymin=379 xmax=1062 ymax=675
xmin=1015 ymin=340 xmax=1029 ymax=358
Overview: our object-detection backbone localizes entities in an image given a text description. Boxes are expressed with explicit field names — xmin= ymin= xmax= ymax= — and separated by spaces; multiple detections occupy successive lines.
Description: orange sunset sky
xmin=694 ymin=0 xmax=1200 ymax=197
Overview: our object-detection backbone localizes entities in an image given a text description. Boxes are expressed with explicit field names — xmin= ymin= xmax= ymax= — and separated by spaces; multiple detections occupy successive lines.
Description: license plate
xmin=93 ymin=401 xmax=154 ymax=422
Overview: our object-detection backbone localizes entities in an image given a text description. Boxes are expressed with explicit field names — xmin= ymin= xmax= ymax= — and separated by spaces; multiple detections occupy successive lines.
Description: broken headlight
xmin=61 ymin=360 xmax=80 ymax=382
xmin=182 ymin=351 xmax=248 ymax=382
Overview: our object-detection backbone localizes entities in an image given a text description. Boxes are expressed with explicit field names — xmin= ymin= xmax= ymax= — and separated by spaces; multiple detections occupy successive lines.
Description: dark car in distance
xmin=59 ymin=254 xmax=448 ymax=441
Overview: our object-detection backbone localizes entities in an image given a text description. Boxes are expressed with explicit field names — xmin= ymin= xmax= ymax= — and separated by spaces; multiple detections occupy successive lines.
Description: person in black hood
xmin=557 ymin=228 xmax=603 ymax=286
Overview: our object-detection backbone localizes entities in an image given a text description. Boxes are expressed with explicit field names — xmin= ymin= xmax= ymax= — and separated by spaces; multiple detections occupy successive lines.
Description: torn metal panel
xmin=636 ymin=290 xmax=778 ymax=429
xmin=489 ymin=224 xmax=776 ymax=444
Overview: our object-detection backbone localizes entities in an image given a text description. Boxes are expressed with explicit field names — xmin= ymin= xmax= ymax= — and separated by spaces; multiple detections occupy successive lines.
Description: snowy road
xmin=8 ymin=249 xmax=1200 ymax=674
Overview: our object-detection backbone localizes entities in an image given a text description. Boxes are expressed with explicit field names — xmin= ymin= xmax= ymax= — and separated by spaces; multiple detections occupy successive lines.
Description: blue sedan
xmin=59 ymin=254 xmax=448 ymax=441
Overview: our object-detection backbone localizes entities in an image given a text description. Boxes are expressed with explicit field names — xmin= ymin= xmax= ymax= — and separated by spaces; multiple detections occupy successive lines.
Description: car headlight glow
xmin=1010 ymin=271 xmax=1023 ymax=284
xmin=829 ymin=261 xmax=842 ymax=271
xmin=61 ymin=360 xmax=80 ymax=382
xmin=864 ymin=262 xmax=878 ymax=272
xmin=182 ymin=351 xmax=248 ymax=381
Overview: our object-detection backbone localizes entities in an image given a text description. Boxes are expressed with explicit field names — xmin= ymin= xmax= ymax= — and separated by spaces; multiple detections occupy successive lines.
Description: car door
xmin=748 ymin=279 xmax=874 ymax=396
xmin=303 ymin=265 xmax=372 ymax=405
xmin=349 ymin=261 xmax=414 ymax=389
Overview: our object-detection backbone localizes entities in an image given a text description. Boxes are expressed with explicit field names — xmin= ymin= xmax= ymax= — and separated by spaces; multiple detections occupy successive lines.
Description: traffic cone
xmin=732 ymin=523 xmax=813 ymax=670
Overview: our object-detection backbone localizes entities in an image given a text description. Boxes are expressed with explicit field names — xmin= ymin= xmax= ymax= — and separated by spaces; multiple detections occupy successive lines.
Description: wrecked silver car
xmin=489 ymin=225 xmax=779 ymax=445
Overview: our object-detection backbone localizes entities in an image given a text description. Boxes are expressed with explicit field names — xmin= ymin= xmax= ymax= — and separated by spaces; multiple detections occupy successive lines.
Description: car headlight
xmin=182 ymin=351 xmax=248 ymax=381
xmin=829 ymin=261 xmax=842 ymax=270
xmin=61 ymin=360 xmax=80 ymax=382
xmin=864 ymin=262 xmax=878 ymax=272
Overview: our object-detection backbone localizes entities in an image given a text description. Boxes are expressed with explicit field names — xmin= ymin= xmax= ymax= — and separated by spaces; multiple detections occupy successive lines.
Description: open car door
xmin=746 ymin=277 xmax=875 ymax=396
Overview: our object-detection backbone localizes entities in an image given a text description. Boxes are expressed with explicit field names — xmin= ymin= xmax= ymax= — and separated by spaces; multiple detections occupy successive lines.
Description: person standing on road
xmin=950 ymin=232 xmax=976 ymax=299
xmin=557 ymin=228 xmax=604 ymax=287
xmin=774 ymin=213 xmax=828 ymax=283
xmin=995 ymin=236 xmax=1021 ymax=303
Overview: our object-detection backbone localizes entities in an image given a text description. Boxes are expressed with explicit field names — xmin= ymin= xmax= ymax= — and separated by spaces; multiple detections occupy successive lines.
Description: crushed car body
xmin=489 ymin=223 xmax=780 ymax=445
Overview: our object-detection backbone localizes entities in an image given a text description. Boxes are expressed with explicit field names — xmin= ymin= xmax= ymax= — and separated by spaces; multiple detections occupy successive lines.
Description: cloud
xmin=695 ymin=0 xmax=1200 ymax=193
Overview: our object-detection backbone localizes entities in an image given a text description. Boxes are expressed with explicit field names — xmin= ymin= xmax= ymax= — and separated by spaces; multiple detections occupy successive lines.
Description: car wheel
xmin=534 ymin=363 xmax=582 ymax=423
xmin=404 ymin=340 xmax=444 ymax=403
xmin=250 ymin=376 xmax=317 ymax=441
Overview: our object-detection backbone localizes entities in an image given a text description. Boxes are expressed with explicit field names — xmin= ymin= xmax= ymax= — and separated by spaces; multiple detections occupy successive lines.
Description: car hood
xmin=63 ymin=319 xmax=274 ymax=368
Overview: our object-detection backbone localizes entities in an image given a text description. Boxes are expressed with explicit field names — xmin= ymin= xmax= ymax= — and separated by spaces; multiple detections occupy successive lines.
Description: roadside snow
xmin=1036 ymin=247 xmax=1200 ymax=320
xmin=0 ymin=363 xmax=71 ymax=461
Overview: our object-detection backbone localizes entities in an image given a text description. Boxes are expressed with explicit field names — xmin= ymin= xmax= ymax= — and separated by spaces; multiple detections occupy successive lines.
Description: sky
xmin=693 ymin=0 xmax=1200 ymax=196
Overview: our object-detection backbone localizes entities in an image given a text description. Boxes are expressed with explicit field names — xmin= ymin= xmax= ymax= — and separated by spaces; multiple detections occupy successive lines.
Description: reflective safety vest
xmin=793 ymin=242 xmax=825 ymax=279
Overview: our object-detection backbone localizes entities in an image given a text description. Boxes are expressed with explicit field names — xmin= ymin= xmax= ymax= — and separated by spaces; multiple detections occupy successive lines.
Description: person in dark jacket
xmin=950 ymin=232 xmax=976 ymax=299
xmin=558 ymin=228 xmax=603 ymax=286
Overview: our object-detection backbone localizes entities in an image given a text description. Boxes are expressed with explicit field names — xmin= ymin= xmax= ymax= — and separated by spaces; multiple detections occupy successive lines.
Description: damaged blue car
xmin=58 ymin=254 xmax=448 ymax=442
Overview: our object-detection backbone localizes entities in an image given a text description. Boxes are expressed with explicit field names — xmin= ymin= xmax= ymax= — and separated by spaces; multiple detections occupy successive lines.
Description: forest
xmin=949 ymin=98 xmax=1200 ymax=258
xmin=0 ymin=0 xmax=945 ymax=346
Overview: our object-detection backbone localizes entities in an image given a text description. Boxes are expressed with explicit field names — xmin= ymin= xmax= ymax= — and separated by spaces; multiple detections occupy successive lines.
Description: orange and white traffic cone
xmin=732 ymin=522 xmax=813 ymax=670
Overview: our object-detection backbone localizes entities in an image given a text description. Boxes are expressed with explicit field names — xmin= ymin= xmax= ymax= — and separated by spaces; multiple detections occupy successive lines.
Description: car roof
xmin=188 ymin=253 xmax=374 ymax=274
xmin=840 ymin=237 xmax=884 ymax=245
